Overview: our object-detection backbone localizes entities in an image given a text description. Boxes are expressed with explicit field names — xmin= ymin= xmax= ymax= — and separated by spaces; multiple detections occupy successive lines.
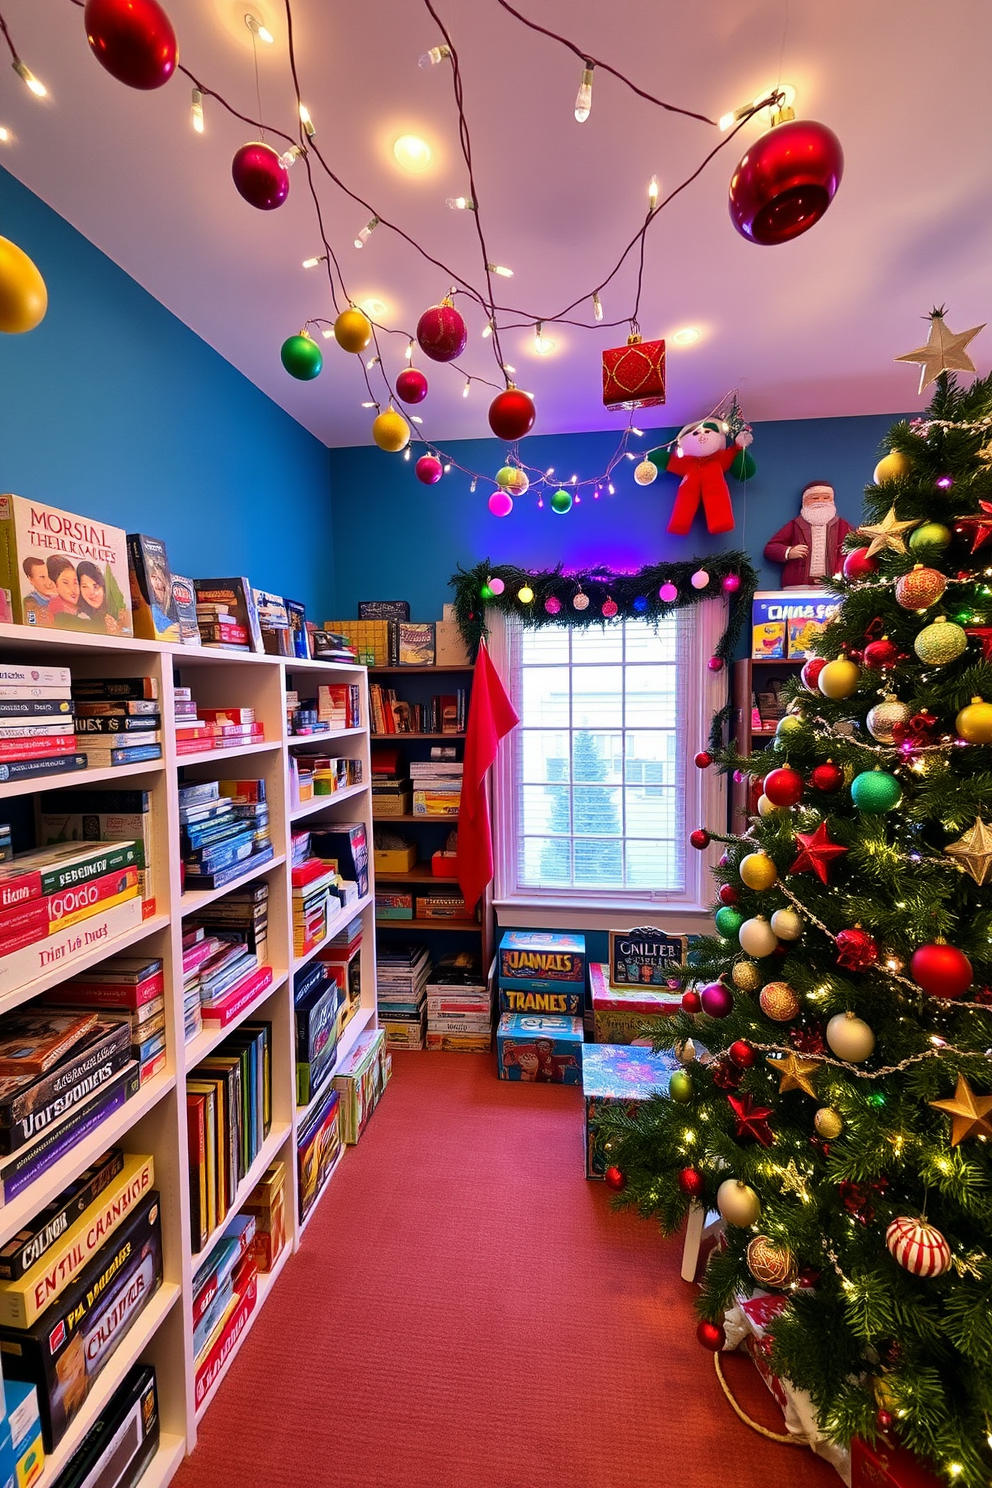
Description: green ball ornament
xmin=776 ymin=715 xmax=803 ymax=739
xmin=479 ymin=584 xmax=494 ymax=601
xmin=909 ymin=522 xmax=953 ymax=553
xmin=669 ymin=1069 xmax=694 ymax=1104
xmin=715 ymin=907 xmax=745 ymax=939
xmin=914 ymin=616 xmax=967 ymax=665
xmin=850 ymin=769 xmax=902 ymax=813
xmin=280 ymin=332 xmax=323 ymax=380
xmin=550 ymin=488 xmax=573 ymax=514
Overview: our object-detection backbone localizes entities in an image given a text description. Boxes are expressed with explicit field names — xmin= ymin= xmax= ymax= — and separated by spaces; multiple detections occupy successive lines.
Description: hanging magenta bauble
xmin=721 ymin=573 xmax=741 ymax=594
xmin=0 ymin=237 xmax=47 ymax=334
xmin=728 ymin=119 xmax=844 ymax=245
xmin=416 ymin=299 xmax=467 ymax=362
xmin=280 ymin=333 xmax=322 ymax=381
xmin=707 ymin=657 xmax=723 ymax=673
xmin=231 ymin=143 xmax=290 ymax=211
xmin=488 ymin=387 xmax=536 ymax=441
xmin=488 ymin=490 xmax=513 ymax=518
xmin=84 ymin=0 xmax=178 ymax=90
xmin=842 ymin=546 xmax=878 ymax=581
xmin=395 ymin=368 xmax=429 ymax=404
xmin=659 ymin=582 xmax=678 ymax=602
xmin=700 ymin=982 xmax=733 ymax=1018
xmin=415 ymin=455 xmax=443 ymax=486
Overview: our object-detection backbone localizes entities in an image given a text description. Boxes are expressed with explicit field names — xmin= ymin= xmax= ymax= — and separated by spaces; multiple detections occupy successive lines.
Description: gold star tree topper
xmin=767 ymin=1052 xmax=820 ymax=1098
xmin=930 ymin=1073 xmax=992 ymax=1145
xmin=856 ymin=507 xmax=921 ymax=558
xmin=944 ymin=818 xmax=992 ymax=886
xmin=895 ymin=308 xmax=986 ymax=394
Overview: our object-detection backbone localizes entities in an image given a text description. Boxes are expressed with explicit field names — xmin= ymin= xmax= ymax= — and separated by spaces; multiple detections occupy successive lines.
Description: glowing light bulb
xmin=13 ymin=60 xmax=46 ymax=98
xmin=360 ymin=298 xmax=387 ymax=318
xmin=302 ymin=255 xmax=322 ymax=269
xmin=404 ymin=448 xmax=411 ymax=461
xmin=446 ymin=195 xmax=475 ymax=211
xmin=279 ymin=146 xmax=302 ymax=168
xmin=631 ymin=427 xmax=643 ymax=436
xmin=487 ymin=263 xmax=514 ymax=278
xmin=393 ymin=135 xmax=433 ymax=172
xmin=320 ymin=326 xmax=334 ymax=339
xmin=354 ymin=216 xmax=379 ymax=249
xmin=361 ymin=401 xmax=376 ymax=409
xmin=190 ymin=87 xmax=204 ymax=134
xmin=463 ymin=379 xmax=471 ymax=397
xmin=299 ymin=103 xmax=315 ymax=138
xmin=502 ymin=363 xmax=516 ymax=375
xmin=405 ymin=339 xmax=414 ymax=361
xmin=534 ymin=323 xmax=556 ymax=356
xmin=470 ymin=478 xmax=478 ymax=493
xmin=608 ymin=483 xmax=615 ymax=495
xmin=673 ymin=327 xmax=701 ymax=346
xmin=244 ymin=14 xmax=274 ymax=43
xmin=720 ymin=83 xmax=796 ymax=131
xmin=410 ymin=415 xmax=423 ymax=425
xmin=574 ymin=64 xmax=594 ymax=123
xmin=366 ymin=355 xmax=380 ymax=370
xmin=444 ymin=463 xmax=452 ymax=473
xmin=482 ymin=321 xmax=493 ymax=339
xmin=419 ymin=44 xmax=451 ymax=67
xmin=648 ymin=175 xmax=659 ymax=211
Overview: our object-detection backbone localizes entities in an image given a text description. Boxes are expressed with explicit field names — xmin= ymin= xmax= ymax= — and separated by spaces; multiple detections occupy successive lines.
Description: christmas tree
xmin=603 ymin=330 xmax=992 ymax=1484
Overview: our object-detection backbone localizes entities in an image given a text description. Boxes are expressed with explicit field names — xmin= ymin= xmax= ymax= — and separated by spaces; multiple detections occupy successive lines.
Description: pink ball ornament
xmin=691 ymin=569 xmax=710 ymax=590
xmin=415 ymin=455 xmax=443 ymax=485
xmin=232 ymin=143 xmax=290 ymax=211
xmin=395 ymin=368 xmax=429 ymax=404
xmin=416 ymin=301 xmax=467 ymax=363
xmin=707 ymin=657 xmax=724 ymax=673
xmin=659 ymin=582 xmax=678 ymax=603
xmin=700 ymin=982 xmax=734 ymax=1018
xmin=544 ymin=596 xmax=562 ymax=615
xmin=721 ymin=573 xmax=741 ymax=594
xmin=488 ymin=388 xmax=536 ymax=441
xmin=488 ymin=577 xmax=505 ymax=596
xmin=84 ymin=0 xmax=178 ymax=90
xmin=488 ymin=490 xmax=513 ymax=518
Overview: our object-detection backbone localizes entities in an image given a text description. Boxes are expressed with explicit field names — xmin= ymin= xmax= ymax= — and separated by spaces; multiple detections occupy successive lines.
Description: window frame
xmin=488 ymin=601 xmax=727 ymax=932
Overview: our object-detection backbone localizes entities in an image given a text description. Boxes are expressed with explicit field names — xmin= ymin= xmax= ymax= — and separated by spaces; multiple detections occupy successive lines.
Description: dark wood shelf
xmin=371 ymin=732 xmax=465 ymax=741
xmin=750 ymin=657 xmax=806 ymax=665
xmin=376 ymin=916 xmax=482 ymax=932
xmin=372 ymin=813 xmax=459 ymax=824
xmin=368 ymin=665 xmax=474 ymax=674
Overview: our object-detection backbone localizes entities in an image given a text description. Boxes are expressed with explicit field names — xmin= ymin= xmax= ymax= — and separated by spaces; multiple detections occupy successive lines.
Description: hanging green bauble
xmin=775 ymin=715 xmax=804 ymax=741
xmin=914 ymin=616 xmax=967 ymax=665
xmin=280 ymin=331 xmax=323 ymax=380
xmin=850 ymin=769 xmax=902 ymax=812
xmin=669 ymin=1069 xmax=694 ymax=1104
xmin=908 ymin=522 xmax=953 ymax=553
xmin=715 ymin=907 xmax=745 ymax=939
xmin=550 ymin=488 xmax=573 ymax=514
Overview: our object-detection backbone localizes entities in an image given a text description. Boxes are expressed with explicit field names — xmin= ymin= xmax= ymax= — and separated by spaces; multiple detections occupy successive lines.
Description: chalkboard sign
xmin=609 ymin=926 xmax=688 ymax=989
xmin=358 ymin=600 xmax=410 ymax=620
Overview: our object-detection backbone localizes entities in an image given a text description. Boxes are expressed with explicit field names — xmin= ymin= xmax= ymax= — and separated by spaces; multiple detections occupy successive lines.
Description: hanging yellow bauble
xmin=956 ymin=697 xmax=992 ymax=745
xmin=732 ymin=961 xmax=763 ymax=992
xmin=746 ymin=1235 xmax=797 ymax=1288
xmin=371 ymin=407 xmax=411 ymax=452
xmin=872 ymin=449 xmax=911 ymax=485
xmin=634 ymin=459 xmax=658 ymax=486
xmin=495 ymin=465 xmax=530 ymax=497
xmin=770 ymin=907 xmax=803 ymax=941
xmin=818 ymin=658 xmax=861 ymax=699
xmin=813 ymin=1107 xmax=844 ymax=1139
xmin=0 ymin=236 xmax=47 ymax=334
xmin=914 ymin=616 xmax=967 ymax=666
xmin=739 ymin=852 xmax=778 ymax=891
xmin=717 ymin=1178 xmax=761 ymax=1228
xmin=759 ymin=980 xmax=800 ymax=1021
xmin=333 ymin=307 xmax=373 ymax=353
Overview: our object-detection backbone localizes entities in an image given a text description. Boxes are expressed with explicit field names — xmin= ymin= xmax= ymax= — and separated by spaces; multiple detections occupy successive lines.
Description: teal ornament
xmin=669 ymin=1069 xmax=694 ymax=1104
xmin=715 ymin=906 xmax=745 ymax=939
xmin=280 ymin=332 xmax=323 ymax=380
xmin=850 ymin=769 xmax=902 ymax=813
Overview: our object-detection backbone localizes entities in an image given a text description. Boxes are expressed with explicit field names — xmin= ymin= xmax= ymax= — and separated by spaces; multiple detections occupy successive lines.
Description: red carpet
xmin=175 ymin=1053 xmax=838 ymax=1488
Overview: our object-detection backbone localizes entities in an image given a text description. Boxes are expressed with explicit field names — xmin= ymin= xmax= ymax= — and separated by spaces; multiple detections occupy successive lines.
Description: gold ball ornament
xmin=739 ymin=916 xmax=779 ymax=958
xmin=913 ymin=616 xmax=967 ymax=666
xmin=866 ymin=697 xmax=911 ymax=744
xmin=0 ymin=236 xmax=47 ymax=334
xmin=873 ymin=1377 xmax=898 ymax=1412
xmin=826 ymin=1010 xmax=875 ymax=1063
xmin=634 ymin=459 xmax=658 ymax=486
xmin=732 ymin=961 xmax=763 ymax=992
xmin=333 ymin=307 xmax=373 ymax=353
xmin=746 ymin=1235 xmax=797 ymax=1289
xmin=872 ymin=449 xmax=911 ymax=485
xmin=818 ymin=658 xmax=860 ymax=700
xmin=770 ymin=907 xmax=803 ymax=941
xmin=495 ymin=465 xmax=530 ymax=497
xmin=956 ymin=697 xmax=992 ymax=745
xmin=759 ymin=980 xmax=801 ymax=1021
xmin=894 ymin=564 xmax=947 ymax=611
xmin=739 ymin=852 xmax=779 ymax=891
xmin=371 ymin=407 xmax=411 ymax=452
xmin=814 ymin=1107 xmax=844 ymax=1139
xmin=716 ymin=1178 xmax=761 ymax=1228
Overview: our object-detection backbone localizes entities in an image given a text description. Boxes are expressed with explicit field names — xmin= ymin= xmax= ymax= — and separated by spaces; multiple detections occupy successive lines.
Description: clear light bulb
xmin=244 ymin=14 xmax=274 ymax=44
xmin=299 ymin=103 xmax=315 ymax=138
xmin=405 ymin=339 xmax=414 ymax=361
xmin=486 ymin=263 xmax=513 ymax=278
xmin=13 ymin=59 xmax=46 ymax=98
xmin=354 ymin=216 xmax=379 ymax=249
xmin=463 ymin=379 xmax=471 ymax=397
xmin=648 ymin=175 xmax=659 ymax=211
xmin=279 ymin=146 xmax=302 ymax=168
xmin=482 ymin=321 xmax=493 ymax=339
xmin=592 ymin=292 xmax=603 ymax=322
xmin=404 ymin=448 xmax=411 ymax=461
xmin=366 ymin=355 xmax=380 ymax=370
xmin=302 ymin=255 xmax=322 ymax=269
xmin=534 ymin=323 xmax=555 ymax=356
xmin=419 ymin=44 xmax=451 ymax=67
xmin=574 ymin=65 xmax=594 ymax=123
xmin=470 ymin=478 xmax=478 ymax=493
xmin=361 ymin=401 xmax=376 ymax=409
xmin=444 ymin=463 xmax=452 ymax=473
xmin=446 ymin=196 xmax=476 ymax=211
xmin=190 ymin=87 xmax=204 ymax=134
xmin=410 ymin=415 xmax=423 ymax=425
xmin=502 ymin=363 xmax=516 ymax=375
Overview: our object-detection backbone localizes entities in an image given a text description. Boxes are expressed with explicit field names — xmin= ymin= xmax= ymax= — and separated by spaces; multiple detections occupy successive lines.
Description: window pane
xmin=521 ymin=783 xmax=569 ymax=836
xmin=625 ymin=786 xmax=676 ymax=838
xmin=624 ymin=664 xmax=677 ymax=727
xmin=574 ymin=838 xmax=623 ymax=885
xmin=522 ymin=666 xmax=569 ymax=727
xmin=572 ymin=666 xmax=622 ymax=728
xmin=573 ymin=731 xmax=621 ymax=784
xmin=625 ymin=731 xmax=677 ymax=786
xmin=572 ymin=784 xmax=622 ymax=837
xmin=521 ymin=836 xmax=571 ymax=884
xmin=521 ymin=730 xmax=569 ymax=784
xmin=625 ymin=620 xmax=678 ymax=662
xmin=571 ymin=625 xmax=623 ymax=664
xmin=521 ymin=628 xmax=570 ymax=664
xmin=626 ymin=839 xmax=678 ymax=888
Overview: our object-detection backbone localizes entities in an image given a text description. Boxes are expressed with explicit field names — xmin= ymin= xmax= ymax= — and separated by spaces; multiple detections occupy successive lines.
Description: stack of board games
xmin=294 ymin=958 xmax=341 ymax=1106
xmin=243 ymin=1161 xmax=286 ymax=1271
xmin=193 ymin=578 xmax=263 ymax=653
xmin=588 ymin=961 xmax=680 ymax=1045
xmin=582 ymin=1044 xmax=675 ymax=1179
xmin=38 ymin=784 xmax=158 ymax=919
xmin=55 ymin=1365 xmax=158 ymax=1488
xmin=0 ymin=1187 xmax=163 ymax=1450
xmin=296 ymin=1081 xmax=341 ymax=1224
xmin=180 ymin=923 xmax=272 ymax=1031
xmin=0 ymin=495 xmax=133 ymax=637
xmin=172 ymin=686 xmax=212 ymax=756
xmin=426 ymin=953 xmax=492 ymax=1052
xmin=69 ymin=677 xmax=162 ymax=769
xmin=496 ymin=931 xmax=586 ymax=1085
xmin=411 ymin=754 xmax=463 ymax=817
xmin=309 ymin=823 xmax=369 ymax=900
xmin=0 ymin=1148 xmax=125 ymax=1283
xmin=198 ymin=707 xmax=264 ymax=752
xmin=178 ymin=779 xmax=273 ymax=893
xmin=191 ymin=1213 xmax=257 ymax=1403
xmin=186 ymin=879 xmax=269 ymax=970
xmin=370 ymin=751 xmax=412 ymax=818
xmin=253 ymin=589 xmax=294 ymax=656
xmin=285 ymin=689 xmax=318 ymax=737
xmin=0 ymin=840 xmax=143 ymax=999
xmin=187 ymin=1022 xmax=272 ymax=1253
xmin=0 ymin=664 xmax=85 ymax=785
xmin=39 ymin=951 xmax=168 ymax=1086
xmin=376 ymin=941 xmax=428 ymax=1049
xmin=331 ymin=1027 xmax=390 ymax=1145
xmin=291 ymin=846 xmax=342 ymax=961
xmin=316 ymin=682 xmax=361 ymax=732
xmin=181 ymin=927 xmax=209 ymax=1042
xmin=309 ymin=629 xmax=356 ymax=663
xmin=318 ymin=913 xmax=364 ymax=1042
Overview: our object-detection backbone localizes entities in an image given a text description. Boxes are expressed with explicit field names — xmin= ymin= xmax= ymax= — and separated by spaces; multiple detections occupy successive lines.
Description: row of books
xmin=286 ymin=682 xmax=361 ymax=737
xmin=174 ymin=690 xmax=266 ymax=756
xmin=182 ymin=921 xmax=273 ymax=1040
xmin=37 ymin=783 xmax=157 ymax=916
xmin=374 ymin=888 xmax=474 ymax=922
xmin=0 ymin=665 xmax=158 ymax=785
xmin=291 ymin=831 xmax=361 ymax=961
xmin=186 ymin=1020 xmax=272 ymax=1253
xmin=72 ymin=674 xmax=164 ymax=770
xmin=368 ymin=685 xmax=466 ymax=736
xmin=191 ymin=1211 xmax=258 ymax=1407
xmin=42 ymin=952 xmax=168 ymax=1086
xmin=377 ymin=942 xmax=431 ymax=1049
xmin=179 ymin=778 xmax=273 ymax=893
xmin=323 ymin=618 xmax=434 ymax=667
xmin=291 ymin=753 xmax=363 ymax=808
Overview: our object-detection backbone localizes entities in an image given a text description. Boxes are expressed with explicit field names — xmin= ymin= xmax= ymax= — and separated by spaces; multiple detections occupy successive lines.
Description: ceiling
xmin=1 ymin=0 xmax=990 ymax=448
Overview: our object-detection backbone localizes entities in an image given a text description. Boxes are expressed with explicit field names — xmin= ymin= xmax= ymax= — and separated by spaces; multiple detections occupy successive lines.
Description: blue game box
xmin=497 ymin=1013 xmax=583 ymax=1084
xmin=498 ymin=931 xmax=586 ymax=993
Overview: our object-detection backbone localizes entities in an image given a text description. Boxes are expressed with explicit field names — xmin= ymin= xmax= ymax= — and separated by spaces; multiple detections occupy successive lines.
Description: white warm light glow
xmin=393 ymin=134 xmax=434 ymax=172
xmin=673 ymin=327 xmax=702 ymax=346
xmin=13 ymin=60 xmax=46 ymax=98
xmin=720 ymin=82 xmax=796 ymax=130
xmin=360 ymin=298 xmax=388 ymax=318
xmin=244 ymin=14 xmax=274 ymax=44
xmin=0 ymin=126 xmax=11 ymax=143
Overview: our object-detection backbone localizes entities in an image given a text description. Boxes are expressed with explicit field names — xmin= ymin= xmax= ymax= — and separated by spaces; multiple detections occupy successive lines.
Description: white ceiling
xmin=2 ymin=0 xmax=991 ymax=448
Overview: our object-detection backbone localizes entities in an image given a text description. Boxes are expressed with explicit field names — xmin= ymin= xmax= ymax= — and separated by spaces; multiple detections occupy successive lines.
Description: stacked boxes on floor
xmin=581 ymin=1043 xmax=675 ymax=1178
xmin=496 ymin=932 xmax=585 ymax=1084
xmin=426 ymin=953 xmax=492 ymax=1051
xmin=588 ymin=961 xmax=680 ymax=1045
xmin=375 ymin=942 xmax=429 ymax=1049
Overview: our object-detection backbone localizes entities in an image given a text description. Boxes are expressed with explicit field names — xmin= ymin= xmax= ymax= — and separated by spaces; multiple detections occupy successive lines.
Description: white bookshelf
xmin=0 ymin=622 xmax=378 ymax=1484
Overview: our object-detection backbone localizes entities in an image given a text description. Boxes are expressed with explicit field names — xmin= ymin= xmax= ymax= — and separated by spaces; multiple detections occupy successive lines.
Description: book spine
xmin=0 ymin=734 xmax=77 ymax=760
xmin=39 ymin=788 xmax=150 ymax=813
xmin=73 ymin=715 xmax=160 ymax=734
xmin=0 ymin=1147 xmax=125 ymax=1281
xmin=194 ymin=1273 xmax=257 ymax=1406
xmin=183 ymin=846 xmax=273 ymax=891
xmin=0 ymin=1045 xmax=134 ymax=1161
xmin=33 ymin=841 xmax=139 ymax=897
xmin=0 ymin=1021 xmax=131 ymax=1125
xmin=71 ymin=678 xmax=159 ymax=700
xmin=73 ymin=700 xmax=159 ymax=717
xmin=0 ymin=721 xmax=78 ymax=738
xmin=0 ymin=896 xmax=144 ymax=998
xmin=51 ymin=971 xmax=163 ymax=1006
xmin=200 ymin=967 xmax=273 ymax=1026
xmin=0 ymin=1064 xmax=140 ymax=1202
xmin=74 ymin=744 xmax=163 ymax=766
xmin=0 ymin=664 xmax=72 ymax=688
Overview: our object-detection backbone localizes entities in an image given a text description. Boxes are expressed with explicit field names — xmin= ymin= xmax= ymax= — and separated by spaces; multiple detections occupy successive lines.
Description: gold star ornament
xmin=930 ymin=1073 xmax=992 ymax=1146
xmin=767 ymin=1052 xmax=820 ymax=1098
xmin=856 ymin=507 xmax=921 ymax=558
xmin=944 ymin=818 xmax=992 ymax=886
xmin=895 ymin=309 xmax=985 ymax=394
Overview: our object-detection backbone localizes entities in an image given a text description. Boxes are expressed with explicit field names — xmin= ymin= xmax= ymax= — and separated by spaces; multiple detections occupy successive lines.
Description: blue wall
xmin=0 ymin=167 xmax=333 ymax=617
xmin=328 ymin=414 xmax=910 ymax=622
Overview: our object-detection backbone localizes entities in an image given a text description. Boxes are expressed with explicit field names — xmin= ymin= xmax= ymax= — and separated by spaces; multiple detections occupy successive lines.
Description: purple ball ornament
xmin=488 ymin=490 xmax=513 ymax=518
xmin=700 ymin=981 xmax=734 ymax=1018
xmin=721 ymin=573 xmax=741 ymax=594
xmin=659 ymin=582 xmax=678 ymax=602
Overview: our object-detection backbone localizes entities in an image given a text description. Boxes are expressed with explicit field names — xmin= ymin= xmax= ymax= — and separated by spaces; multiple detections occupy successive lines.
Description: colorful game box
xmin=331 ymin=1027 xmax=390 ymax=1143
xmin=751 ymin=621 xmax=787 ymax=659
xmin=498 ymin=931 xmax=586 ymax=991
xmin=0 ymin=496 xmax=133 ymax=637
xmin=497 ymin=1013 xmax=583 ymax=1084
xmin=787 ymin=615 xmax=829 ymax=659
xmin=751 ymin=590 xmax=843 ymax=661
xmin=589 ymin=962 xmax=680 ymax=1044
xmin=582 ymin=1042 xmax=675 ymax=1178
xmin=498 ymin=985 xmax=583 ymax=1015
xmin=607 ymin=927 xmax=688 ymax=988
xmin=296 ymin=1086 xmax=341 ymax=1224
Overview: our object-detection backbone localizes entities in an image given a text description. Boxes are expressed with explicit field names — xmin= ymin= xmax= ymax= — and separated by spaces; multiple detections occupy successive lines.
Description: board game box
xmin=607 ymin=928 xmax=689 ymax=989
xmin=0 ymin=1149 xmax=124 ymax=1283
xmin=126 ymin=534 xmax=179 ymax=642
xmin=589 ymin=962 xmax=680 ymax=1044
xmin=0 ymin=495 xmax=132 ymax=637
xmin=582 ymin=1043 xmax=675 ymax=1178
xmin=498 ymin=931 xmax=586 ymax=990
xmin=55 ymin=1365 xmax=158 ymax=1488
xmin=497 ymin=986 xmax=584 ymax=1016
xmin=297 ymin=1084 xmax=341 ymax=1223
xmin=497 ymin=1013 xmax=583 ymax=1084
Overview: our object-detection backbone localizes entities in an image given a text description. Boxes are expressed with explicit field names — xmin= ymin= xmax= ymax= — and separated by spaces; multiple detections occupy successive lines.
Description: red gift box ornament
xmin=602 ymin=326 xmax=666 ymax=411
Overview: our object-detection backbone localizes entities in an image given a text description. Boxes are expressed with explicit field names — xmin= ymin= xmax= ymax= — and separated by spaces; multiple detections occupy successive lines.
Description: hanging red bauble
xmin=489 ymin=387 xmax=536 ymax=441
xmin=790 ymin=1024 xmax=827 ymax=1055
xmin=681 ymin=989 xmax=702 ymax=1014
xmin=415 ymin=455 xmax=443 ymax=486
xmin=801 ymin=656 xmax=827 ymax=692
xmin=689 ymin=829 xmax=711 ymax=850
xmin=604 ymin=1165 xmax=627 ymax=1191
xmin=718 ymin=883 xmax=740 ymax=906
xmin=84 ymin=0 xmax=178 ymax=90
xmin=707 ymin=656 xmax=724 ymax=673
xmin=729 ymin=1039 xmax=758 ymax=1069
xmin=810 ymin=761 xmax=844 ymax=793
xmin=697 ymin=1319 xmax=725 ymax=1352
xmin=694 ymin=751 xmax=713 ymax=769
xmin=910 ymin=943 xmax=973 ymax=1000
xmin=231 ymin=143 xmax=290 ymax=211
xmin=835 ymin=926 xmax=879 ymax=971
xmin=416 ymin=299 xmax=467 ymax=363
xmin=677 ymin=1167 xmax=705 ymax=1198
xmin=762 ymin=767 xmax=804 ymax=807
xmin=863 ymin=637 xmax=900 ymax=670
xmin=842 ymin=546 xmax=878 ymax=581
xmin=395 ymin=367 xmax=429 ymax=404
xmin=728 ymin=119 xmax=844 ymax=245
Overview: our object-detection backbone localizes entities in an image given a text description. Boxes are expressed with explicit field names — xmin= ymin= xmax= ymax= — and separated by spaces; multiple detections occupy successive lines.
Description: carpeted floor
xmin=174 ymin=1051 xmax=838 ymax=1488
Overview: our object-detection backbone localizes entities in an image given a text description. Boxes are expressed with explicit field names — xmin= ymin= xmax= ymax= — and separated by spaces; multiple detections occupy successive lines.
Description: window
xmin=489 ymin=602 xmax=727 ymax=924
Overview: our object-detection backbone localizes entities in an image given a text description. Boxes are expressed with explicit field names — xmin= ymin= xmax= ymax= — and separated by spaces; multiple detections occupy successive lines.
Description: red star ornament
xmin=789 ymin=821 xmax=848 ymax=885
xmin=966 ymin=627 xmax=992 ymax=663
xmin=728 ymin=1091 xmax=775 ymax=1146
xmin=955 ymin=501 xmax=992 ymax=554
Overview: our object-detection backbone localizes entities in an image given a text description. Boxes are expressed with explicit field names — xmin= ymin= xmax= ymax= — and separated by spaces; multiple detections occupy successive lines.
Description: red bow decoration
xmin=790 ymin=1024 xmax=828 ymax=1055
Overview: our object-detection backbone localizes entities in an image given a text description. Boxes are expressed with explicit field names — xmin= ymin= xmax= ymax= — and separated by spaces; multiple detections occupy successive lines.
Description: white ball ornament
xmin=757 ymin=794 xmax=784 ymax=817
xmin=885 ymin=1217 xmax=951 ymax=1278
xmin=572 ymin=590 xmax=590 ymax=612
xmin=717 ymin=1178 xmax=762 ymax=1228
xmin=826 ymin=1011 xmax=875 ymax=1063
xmin=691 ymin=569 xmax=710 ymax=590
xmin=634 ymin=459 xmax=659 ymax=486
xmin=739 ymin=916 xmax=779 ymax=958
xmin=770 ymin=908 xmax=803 ymax=941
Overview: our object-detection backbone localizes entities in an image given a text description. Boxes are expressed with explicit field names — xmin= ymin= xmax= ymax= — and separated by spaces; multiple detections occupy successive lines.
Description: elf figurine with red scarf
xmin=648 ymin=417 xmax=755 ymax=536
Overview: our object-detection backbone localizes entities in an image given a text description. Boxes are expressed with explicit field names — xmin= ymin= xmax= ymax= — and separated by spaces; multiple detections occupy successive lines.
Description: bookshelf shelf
xmin=287 ymin=725 xmax=364 ymax=744
xmin=175 ymin=739 xmax=281 ymax=769
xmin=373 ymin=813 xmax=459 ymax=824
xmin=376 ymin=916 xmax=482 ymax=933
xmin=190 ymin=1121 xmax=294 ymax=1273
xmin=0 ymin=755 xmax=166 ymax=801
xmin=367 ymin=665 xmax=474 ymax=674
xmin=137 ymin=1436 xmax=188 ymax=1488
xmin=183 ymin=971 xmax=290 ymax=1070
xmin=374 ymin=862 xmax=443 ymax=883
xmin=193 ymin=1238 xmax=293 ymax=1422
xmin=370 ymin=731 xmax=465 ymax=741
xmin=179 ymin=853 xmax=286 ymax=915
xmin=290 ymin=780 xmax=368 ymax=822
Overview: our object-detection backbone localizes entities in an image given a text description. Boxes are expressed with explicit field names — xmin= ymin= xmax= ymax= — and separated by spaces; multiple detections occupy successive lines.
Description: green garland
xmin=449 ymin=552 xmax=758 ymax=751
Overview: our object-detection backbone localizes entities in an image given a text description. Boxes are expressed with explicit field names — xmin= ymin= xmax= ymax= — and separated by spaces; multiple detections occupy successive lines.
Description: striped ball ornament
xmin=885 ymin=1216 xmax=951 ymax=1278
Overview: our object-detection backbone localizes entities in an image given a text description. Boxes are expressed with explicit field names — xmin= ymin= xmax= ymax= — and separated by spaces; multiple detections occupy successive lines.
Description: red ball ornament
xmin=696 ymin=1319 xmax=725 ymax=1352
xmin=801 ymin=656 xmax=827 ymax=692
xmin=835 ymin=926 xmax=879 ymax=971
xmin=416 ymin=301 xmax=467 ymax=363
xmin=601 ymin=599 xmax=619 ymax=619
xmin=395 ymin=368 xmax=429 ymax=404
xmin=810 ymin=761 xmax=844 ymax=793
xmin=729 ymin=1039 xmax=757 ymax=1069
xmin=876 ymin=1410 xmax=894 ymax=1433
xmin=488 ymin=387 xmax=536 ymax=441
xmin=910 ymin=943 xmax=973 ymax=1000
xmin=707 ymin=656 xmax=724 ymax=673
xmin=415 ymin=455 xmax=443 ymax=486
xmin=762 ymin=766 xmax=804 ymax=807
xmin=231 ymin=143 xmax=290 ymax=211
xmin=843 ymin=546 xmax=879 ymax=581
xmin=604 ymin=1165 xmax=626 ymax=1191
xmin=718 ymin=884 xmax=740 ymax=906
xmin=681 ymin=990 xmax=702 ymax=1014
xmin=84 ymin=0 xmax=177 ymax=90
xmin=695 ymin=751 xmax=713 ymax=769
xmin=689 ymin=829 xmax=711 ymax=850
xmin=863 ymin=637 xmax=900 ymax=670
xmin=728 ymin=118 xmax=844 ymax=245
xmin=678 ymin=1167 xmax=705 ymax=1198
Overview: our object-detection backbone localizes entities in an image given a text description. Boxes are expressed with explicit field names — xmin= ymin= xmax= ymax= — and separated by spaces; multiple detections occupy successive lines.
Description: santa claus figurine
xmin=763 ymin=482 xmax=853 ymax=588
xmin=648 ymin=419 xmax=755 ymax=536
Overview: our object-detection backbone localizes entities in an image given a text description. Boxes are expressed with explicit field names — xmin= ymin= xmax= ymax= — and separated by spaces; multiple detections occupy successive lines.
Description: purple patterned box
xmin=582 ymin=1043 xmax=675 ymax=1179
